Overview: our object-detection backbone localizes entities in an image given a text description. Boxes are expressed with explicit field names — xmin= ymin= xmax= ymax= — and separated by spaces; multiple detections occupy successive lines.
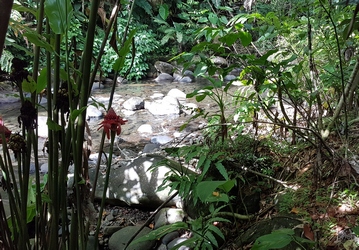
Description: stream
xmin=0 ymin=79 xmax=224 ymax=216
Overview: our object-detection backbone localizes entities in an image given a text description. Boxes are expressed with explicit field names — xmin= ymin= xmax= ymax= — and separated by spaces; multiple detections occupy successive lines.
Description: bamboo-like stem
xmin=94 ymin=132 xmax=116 ymax=248
xmin=48 ymin=33 xmax=61 ymax=250
xmin=73 ymin=1 xmax=101 ymax=248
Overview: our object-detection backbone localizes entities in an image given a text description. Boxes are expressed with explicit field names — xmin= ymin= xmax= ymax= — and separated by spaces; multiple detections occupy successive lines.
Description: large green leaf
xmin=23 ymin=32 xmax=54 ymax=52
xmin=47 ymin=119 xmax=63 ymax=131
xmin=159 ymin=4 xmax=169 ymax=20
xmin=113 ymin=29 xmax=137 ymax=71
xmin=129 ymin=222 xmax=188 ymax=246
xmin=251 ymin=229 xmax=294 ymax=250
xmin=22 ymin=76 xmax=37 ymax=93
xmin=196 ymin=180 xmax=232 ymax=202
xmin=44 ymin=0 xmax=73 ymax=34
xmin=238 ymin=31 xmax=252 ymax=46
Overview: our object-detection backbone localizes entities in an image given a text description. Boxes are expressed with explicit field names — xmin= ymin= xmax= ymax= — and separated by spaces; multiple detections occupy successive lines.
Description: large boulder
xmin=145 ymin=98 xmax=180 ymax=116
xmin=122 ymin=97 xmax=145 ymax=111
xmin=154 ymin=73 xmax=174 ymax=83
xmin=154 ymin=61 xmax=175 ymax=74
xmin=89 ymin=155 xmax=181 ymax=208
xmin=167 ymin=88 xmax=186 ymax=103
xmin=108 ymin=225 xmax=155 ymax=250
xmin=210 ymin=56 xmax=228 ymax=67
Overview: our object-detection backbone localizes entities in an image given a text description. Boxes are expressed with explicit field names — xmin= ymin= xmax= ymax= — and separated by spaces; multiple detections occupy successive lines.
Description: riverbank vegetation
xmin=1 ymin=0 xmax=359 ymax=249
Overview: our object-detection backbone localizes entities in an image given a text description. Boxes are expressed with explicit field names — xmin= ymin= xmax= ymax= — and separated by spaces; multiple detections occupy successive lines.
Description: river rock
xmin=122 ymin=97 xmax=144 ymax=111
xmin=116 ymin=76 xmax=128 ymax=84
xmin=145 ymin=99 xmax=180 ymax=115
xmin=179 ymin=76 xmax=193 ymax=83
xmin=224 ymin=74 xmax=237 ymax=82
xmin=150 ymin=92 xmax=164 ymax=99
xmin=181 ymin=103 xmax=198 ymax=115
xmin=154 ymin=61 xmax=175 ymax=74
xmin=137 ymin=124 xmax=153 ymax=134
xmin=154 ymin=208 xmax=185 ymax=229
xmin=150 ymin=135 xmax=173 ymax=145
xmin=210 ymin=56 xmax=228 ymax=67
xmin=162 ymin=95 xmax=179 ymax=106
xmin=89 ymin=155 xmax=180 ymax=208
xmin=167 ymin=88 xmax=186 ymax=102
xmin=154 ymin=73 xmax=174 ymax=83
xmin=37 ymin=116 xmax=49 ymax=138
xmin=86 ymin=105 xmax=103 ymax=119
xmin=229 ymin=67 xmax=242 ymax=76
xmin=142 ymin=143 xmax=160 ymax=153
xmin=108 ymin=225 xmax=155 ymax=250
xmin=167 ymin=238 xmax=190 ymax=250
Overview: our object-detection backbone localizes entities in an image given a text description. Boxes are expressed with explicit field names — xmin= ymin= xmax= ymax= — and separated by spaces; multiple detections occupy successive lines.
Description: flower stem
xmin=94 ymin=130 xmax=116 ymax=247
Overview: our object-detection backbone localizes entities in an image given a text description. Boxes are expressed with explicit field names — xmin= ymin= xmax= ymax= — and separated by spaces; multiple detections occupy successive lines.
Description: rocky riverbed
xmin=0 ymin=77 xmax=224 ymax=250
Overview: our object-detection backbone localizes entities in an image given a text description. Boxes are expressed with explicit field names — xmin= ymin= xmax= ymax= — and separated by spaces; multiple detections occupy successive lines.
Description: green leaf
xmin=208 ymin=13 xmax=219 ymax=25
xmin=205 ymin=193 xmax=229 ymax=203
xmin=215 ymin=162 xmax=229 ymax=180
xmin=205 ymin=230 xmax=218 ymax=247
xmin=70 ymin=107 xmax=88 ymax=122
xmin=159 ymin=4 xmax=169 ymax=20
xmin=44 ymin=0 xmax=73 ymax=34
xmin=198 ymin=17 xmax=208 ymax=23
xmin=219 ymin=33 xmax=241 ymax=46
xmin=37 ymin=68 xmax=48 ymax=94
xmin=113 ymin=29 xmax=137 ymax=71
xmin=208 ymin=224 xmax=225 ymax=240
xmin=26 ymin=203 xmax=36 ymax=223
xmin=196 ymin=180 xmax=228 ymax=202
xmin=23 ymin=32 xmax=54 ymax=52
xmin=196 ymin=95 xmax=206 ymax=102
xmin=352 ymin=226 xmax=359 ymax=236
xmin=251 ymin=229 xmax=294 ymax=250
xmin=197 ymin=155 xmax=207 ymax=169
xmin=28 ymin=178 xmax=36 ymax=205
xmin=176 ymin=32 xmax=183 ymax=43
xmin=12 ymin=3 xmax=37 ymax=18
xmin=47 ymin=119 xmax=63 ymax=131
xmin=238 ymin=31 xmax=252 ymax=46
xmin=22 ymin=76 xmax=37 ymax=93
xmin=194 ymin=62 xmax=208 ymax=76
xmin=129 ymin=222 xmax=188 ymax=246
xmin=201 ymin=158 xmax=211 ymax=176
xmin=217 ymin=179 xmax=236 ymax=193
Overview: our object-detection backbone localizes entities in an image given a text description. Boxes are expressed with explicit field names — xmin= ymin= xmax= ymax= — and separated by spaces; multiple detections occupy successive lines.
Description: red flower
xmin=0 ymin=117 xmax=11 ymax=144
xmin=98 ymin=108 xmax=127 ymax=139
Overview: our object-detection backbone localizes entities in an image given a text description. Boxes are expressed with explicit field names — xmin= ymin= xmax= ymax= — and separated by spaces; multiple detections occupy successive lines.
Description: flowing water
xmin=0 ymin=79 xmax=225 ymax=216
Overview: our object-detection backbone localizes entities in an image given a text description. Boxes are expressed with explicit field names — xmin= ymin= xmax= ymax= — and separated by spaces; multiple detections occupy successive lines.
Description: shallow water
xmin=0 ymin=79 xmax=222 ymax=152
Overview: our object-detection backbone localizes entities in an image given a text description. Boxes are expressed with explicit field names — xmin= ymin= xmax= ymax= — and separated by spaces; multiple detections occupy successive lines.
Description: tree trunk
xmin=0 ymin=0 xmax=13 ymax=59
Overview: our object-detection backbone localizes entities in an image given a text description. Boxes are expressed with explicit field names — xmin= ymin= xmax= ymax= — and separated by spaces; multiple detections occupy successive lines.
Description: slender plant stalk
xmin=94 ymin=132 xmax=116 ymax=248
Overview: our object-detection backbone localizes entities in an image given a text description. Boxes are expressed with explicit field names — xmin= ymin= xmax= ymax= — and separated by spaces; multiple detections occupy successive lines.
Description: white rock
xmin=150 ymin=92 xmax=164 ymax=99
xmin=137 ymin=124 xmax=153 ymax=134
xmin=145 ymin=100 xmax=180 ymax=115
xmin=167 ymin=88 xmax=186 ymax=100
xmin=181 ymin=103 xmax=198 ymax=115
xmin=151 ymin=135 xmax=173 ymax=145
xmin=154 ymin=208 xmax=185 ymax=229
xmin=122 ymin=97 xmax=144 ymax=110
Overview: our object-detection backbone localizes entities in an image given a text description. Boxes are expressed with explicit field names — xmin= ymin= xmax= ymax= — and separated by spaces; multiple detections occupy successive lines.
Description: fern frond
xmin=135 ymin=0 xmax=153 ymax=16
